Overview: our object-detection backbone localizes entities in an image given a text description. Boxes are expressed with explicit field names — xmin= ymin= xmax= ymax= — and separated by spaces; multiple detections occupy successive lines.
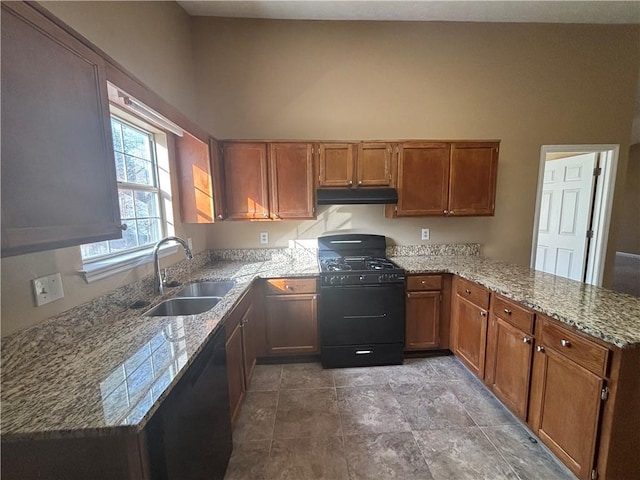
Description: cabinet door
xmin=176 ymin=133 xmax=214 ymax=223
xmin=485 ymin=316 xmax=533 ymax=419
xmin=1 ymin=2 xmax=121 ymax=257
xmin=448 ymin=142 xmax=499 ymax=216
xmin=405 ymin=291 xmax=440 ymax=350
xmin=265 ymin=294 xmax=318 ymax=355
xmin=241 ymin=303 xmax=258 ymax=387
xmin=530 ymin=347 xmax=603 ymax=479
xmin=318 ymin=143 xmax=355 ymax=187
xmin=268 ymin=143 xmax=315 ymax=219
xmin=395 ymin=143 xmax=450 ymax=216
xmin=222 ymin=142 xmax=269 ymax=219
xmin=356 ymin=143 xmax=393 ymax=187
xmin=453 ymin=295 xmax=488 ymax=378
xmin=209 ymin=138 xmax=227 ymax=221
xmin=225 ymin=323 xmax=245 ymax=426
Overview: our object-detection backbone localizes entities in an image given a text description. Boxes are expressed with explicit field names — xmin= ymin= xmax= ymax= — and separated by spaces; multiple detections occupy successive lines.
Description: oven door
xmin=319 ymin=283 xmax=405 ymax=345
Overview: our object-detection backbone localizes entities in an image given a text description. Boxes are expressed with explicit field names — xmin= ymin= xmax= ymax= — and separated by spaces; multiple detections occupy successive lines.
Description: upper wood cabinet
xmin=221 ymin=142 xmax=270 ymax=220
xmin=388 ymin=141 xmax=499 ymax=218
xmin=1 ymin=2 xmax=122 ymax=257
xmin=269 ymin=143 xmax=315 ymax=219
xmin=449 ymin=142 xmax=499 ymax=216
xmin=318 ymin=142 xmax=392 ymax=188
xmin=221 ymin=142 xmax=315 ymax=221
xmin=176 ymin=133 xmax=221 ymax=223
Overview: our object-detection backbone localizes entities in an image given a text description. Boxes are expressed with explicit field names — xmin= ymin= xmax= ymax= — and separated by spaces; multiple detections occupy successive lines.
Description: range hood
xmin=317 ymin=188 xmax=398 ymax=205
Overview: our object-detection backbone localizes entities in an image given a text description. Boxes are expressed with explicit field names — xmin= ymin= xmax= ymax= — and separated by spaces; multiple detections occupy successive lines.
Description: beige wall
xmin=1 ymin=1 xmax=206 ymax=336
xmin=616 ymin=143 xmax=640 ymax=255
xmin=192 ymin=19 xmax=639 ymax=275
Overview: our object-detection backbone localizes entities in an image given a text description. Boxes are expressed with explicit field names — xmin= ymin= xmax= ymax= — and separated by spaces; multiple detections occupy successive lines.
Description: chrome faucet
xmin=153 ymin=236 xmax=193 ymax=294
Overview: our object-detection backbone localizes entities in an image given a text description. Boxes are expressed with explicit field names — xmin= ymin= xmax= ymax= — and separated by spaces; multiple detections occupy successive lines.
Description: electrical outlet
xmin=260 ymin=232 xmax=269 ymax=244
xmin=32 ymin=273 xmax=64 ymax=306
xmin=421 ymin=228 xmax=430 ymax=240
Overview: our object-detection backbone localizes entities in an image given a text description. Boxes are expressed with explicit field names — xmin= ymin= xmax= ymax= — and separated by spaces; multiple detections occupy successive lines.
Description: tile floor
xmin=224 ymin=356 xmax=576 ymax=480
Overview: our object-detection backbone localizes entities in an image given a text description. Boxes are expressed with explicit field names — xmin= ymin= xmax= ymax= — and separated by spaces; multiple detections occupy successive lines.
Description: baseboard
xmin=615 ymin=252 xmax=640 ymax=259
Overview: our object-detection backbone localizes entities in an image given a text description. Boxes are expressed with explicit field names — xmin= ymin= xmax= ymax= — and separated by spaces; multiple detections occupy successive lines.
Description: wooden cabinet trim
xmin=407 ymin=275 xmax=442 ymax=291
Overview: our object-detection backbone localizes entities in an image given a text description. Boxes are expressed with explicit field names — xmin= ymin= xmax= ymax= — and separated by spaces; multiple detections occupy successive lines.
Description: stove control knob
xmin=359 ymin=275 xmax=365 ymax=282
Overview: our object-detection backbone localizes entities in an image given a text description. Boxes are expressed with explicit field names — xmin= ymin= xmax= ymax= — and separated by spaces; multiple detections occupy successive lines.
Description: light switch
xmin=32 ymin=273 xmax=64 ymax=306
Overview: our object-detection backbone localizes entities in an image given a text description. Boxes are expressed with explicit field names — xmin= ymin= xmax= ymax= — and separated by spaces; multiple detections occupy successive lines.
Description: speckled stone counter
xmin=391 ymin=255 xmax=640 ymax=349
xmin=1 ymin=253 xmax=319 ymax=441
xmin=2 ymin=247 xmax=639 ymax=443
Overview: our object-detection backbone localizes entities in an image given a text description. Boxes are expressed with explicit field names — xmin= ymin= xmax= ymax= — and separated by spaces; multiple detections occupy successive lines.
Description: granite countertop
xmin=391 ymin=255 xmax=640 ymax=349
xmin=2 ymin=247 xmax=639 ymax=441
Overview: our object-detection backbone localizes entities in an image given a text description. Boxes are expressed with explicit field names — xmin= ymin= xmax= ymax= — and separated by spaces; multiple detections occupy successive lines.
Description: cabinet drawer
xmin=455 ymin=277 xmax=490 ymax=310
xmin=407 ymin=275 xmax=442 ymax=291
xmin=541 ymin=318 xmax=609 ymax=377
xmin=264 ymin=278 xmax=317 ymax=295
xmin=492 ymin=295 xmax=534 ymax=334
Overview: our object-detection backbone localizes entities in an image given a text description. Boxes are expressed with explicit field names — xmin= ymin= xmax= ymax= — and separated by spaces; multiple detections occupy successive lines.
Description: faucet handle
xmin=162 ymin=268 xmax=168 ymax=285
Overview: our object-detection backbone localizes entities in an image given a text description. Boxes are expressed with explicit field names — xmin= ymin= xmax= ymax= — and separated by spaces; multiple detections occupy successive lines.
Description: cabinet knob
xmin=449 ymin=210 xmax=454 ymax=215
xmin=285 ymin=284 xmax=293 ymax=290
xmin=117 ymin=224 xmax=128 ymax=231
xmin=348 ymin=180 xmax=353 ymax=186
xmin=444 ymin=210 xmax=449 ymax=215
xmin=465 ymin=289 xmax=471 ymax=294
xmin=217 ymin=214 xmax=224 ymax=220
xmin=263 ymin=213 xmax=269 ymax=218
xmin=421 ymin=280 xmax=426 ymax=284
xmin=480 ymin=311 xmax=487 ymax=317
xmin=536 ymin=346 xmax=545 ymax=353
xmin=523 ymin=337 xmax=532 ymax=344
xmin=274 ymin=213 xmax=280 ymax=218
xmin=358 ymin=180 xmax=363 ymax=186
xmin=504 ymin=308 xmax=512 ymax=315
xmin=560 ymin=339 xmax=571 ymax=348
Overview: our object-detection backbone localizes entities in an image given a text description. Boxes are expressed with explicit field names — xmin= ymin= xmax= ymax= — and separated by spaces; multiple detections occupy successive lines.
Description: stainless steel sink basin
xmin=175 ymin=280 xmax=236 ymax=298
xmin=143 ymin=297 xmax=222 ymax=316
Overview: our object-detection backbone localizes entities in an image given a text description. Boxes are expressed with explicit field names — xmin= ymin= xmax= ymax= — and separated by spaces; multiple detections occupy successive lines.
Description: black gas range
xmin=317 ymin=234 xmax=406 ymax=368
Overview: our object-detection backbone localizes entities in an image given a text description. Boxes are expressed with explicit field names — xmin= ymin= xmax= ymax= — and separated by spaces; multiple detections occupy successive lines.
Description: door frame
xmin=530 ymin=144 xmax=619 ymax=286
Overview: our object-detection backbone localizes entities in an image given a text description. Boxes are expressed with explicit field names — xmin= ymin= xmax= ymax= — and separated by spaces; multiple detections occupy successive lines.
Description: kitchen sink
xmin=143 ymin=297 xmax=222 ymax=316
xmin=175 ymin=280 xmax=236 ymax=298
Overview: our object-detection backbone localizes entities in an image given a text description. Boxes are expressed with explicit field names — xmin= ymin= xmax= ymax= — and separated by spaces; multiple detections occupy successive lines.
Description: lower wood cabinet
xmin=484 ymin=295 xmax=535 ymax=420
xmin=225 ymin=284 xmax=259 ymax=426
xmin=264 ymin=278 xmax=318 ymax=355
xmin=451 ymin=277 xmax=491 ymax=379
xmin=405 ymin=275 xmax=442 ymax=350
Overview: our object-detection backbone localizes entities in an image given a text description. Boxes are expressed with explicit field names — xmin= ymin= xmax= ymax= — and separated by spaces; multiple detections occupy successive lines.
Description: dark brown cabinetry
xmin=264 ymin=278 xmax=318 ymax=355
xmin=318 ymin=142 xmax=392 ymax=188
xmin=405 ymin=275 xmax=442 ymax=350
xmin=451 ymin=277 xmax=491 ymax=379
xmin=1 ymin=2 xmax=122 ymax=257
xmin=485 ymin=295 xmax=535 ymax=420
xmin=388 ymin=141 xmax=499 ymax=218
xmin=268 ymin=143 xmax=315 ymax=219
xmin=221 ymin=142 xmax=270 ymax=220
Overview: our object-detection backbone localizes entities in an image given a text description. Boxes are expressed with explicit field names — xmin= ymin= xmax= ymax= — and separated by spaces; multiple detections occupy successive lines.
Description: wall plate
xmin=32 ymin=273 xmax=64 ymax=306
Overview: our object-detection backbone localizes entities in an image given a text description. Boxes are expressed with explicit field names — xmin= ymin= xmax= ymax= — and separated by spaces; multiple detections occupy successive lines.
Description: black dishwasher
xmin=145 ymin=326 xmax=232 ymax=480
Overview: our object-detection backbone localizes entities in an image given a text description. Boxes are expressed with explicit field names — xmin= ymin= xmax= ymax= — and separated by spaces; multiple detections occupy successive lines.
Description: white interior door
xmin=535 ymin=153 xmax=597 ymax=281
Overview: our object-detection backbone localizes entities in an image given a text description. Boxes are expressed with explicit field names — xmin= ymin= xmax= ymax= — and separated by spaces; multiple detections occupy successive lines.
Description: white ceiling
xmin=178 ymin=1 xmax=640 ymax=24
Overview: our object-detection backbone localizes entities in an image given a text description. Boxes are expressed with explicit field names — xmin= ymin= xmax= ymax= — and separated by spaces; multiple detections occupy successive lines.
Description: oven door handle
xmin=343 ymin=313 xmax=387 ymax=319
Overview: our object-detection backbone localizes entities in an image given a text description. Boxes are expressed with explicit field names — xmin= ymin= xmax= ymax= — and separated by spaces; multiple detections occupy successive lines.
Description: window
xmin=81 ymin=116 xmax=166 ymax=260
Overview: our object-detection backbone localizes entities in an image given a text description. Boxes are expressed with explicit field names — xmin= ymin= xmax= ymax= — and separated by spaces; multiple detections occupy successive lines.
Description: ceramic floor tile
xmin=380 ymin=359 xmax=442 ymax=387
xmin=448 ymin=378 xmax=519 ymax=427
xmin=414 ymin=426 xmax=519 ymax=480
xmin=224 ymin=440 xmax=271 ymax=480
xmin=337 ymin=385 xmax=411 ymax=435
xmin=248 ymin=364 xmax=283 ymax=392
xmin=482 ymin=424 xmax=576 ymax=480
xmin=274 ymin=388 xmax=342 ymax=439
xmin=343 ymin=432 xmax=433 ymax=480
xmin=392 ymin=382 xmax=476 ymax=431
xmin=232 ymin=391 xmax=278 ymax=443
xmin=332 ymin=366 xmax=389 ymax=387
xmin=266 ymin=436 xmax=349 ymax=480
xmin=280 ymin=362 xmax=335 ymax=390
xmin=427 ymin=355 xmax=477 ymax=382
